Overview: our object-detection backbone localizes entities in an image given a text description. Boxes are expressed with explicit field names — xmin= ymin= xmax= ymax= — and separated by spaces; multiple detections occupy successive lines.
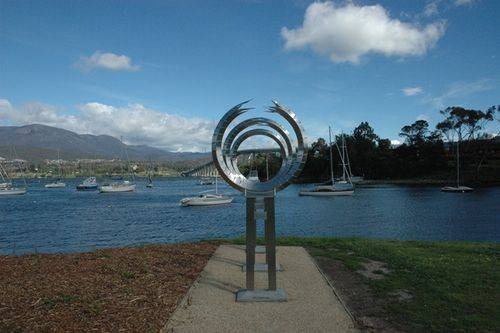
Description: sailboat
xmin=181 ymin=176 xmax=233 ymax=206
xmin=45 ymin=150 xmax=66 ymax=188
xmin=441 ymin=139 xmax=473 ymax=193
xmin=146 ymin=172 xmax=154 ymax=189
xmin=299 ymin=126 xmax=354 ymax=196
xmin=0 ymin=161 xmax=27 ymax=196
xmin=100 ymin=137 xmax=136 ymax=193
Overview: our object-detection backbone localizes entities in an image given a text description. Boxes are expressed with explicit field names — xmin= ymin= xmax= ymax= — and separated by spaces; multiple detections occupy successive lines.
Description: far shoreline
xmin=9 ymin=174 xmax=500 ymax=187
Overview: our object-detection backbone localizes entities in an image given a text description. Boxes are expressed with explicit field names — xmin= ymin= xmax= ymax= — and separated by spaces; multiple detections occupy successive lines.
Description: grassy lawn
xmin=232 ymin=237 xmax=499 ymax=333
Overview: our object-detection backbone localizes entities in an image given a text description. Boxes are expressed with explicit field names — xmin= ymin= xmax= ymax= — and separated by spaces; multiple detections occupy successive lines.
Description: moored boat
xmin=0 ymin=150 xmax=28 ymax=196
xmin=0 ymin=185 xmax=26 ymax=196
xmin=180 ymin=193 xmax=233 ymax=206
xmin=299 ymin=184 xmax=354 ymax=196
xmin=441 ymin=139 xmax=473 ymax=193
xmin=100 ymin=180 xmax=136 ymax=193
xmin=45 ymin=179 xmax=66 ymax=188
xmin=77 ymin=177 xmax=98 ymax=191
xmin=45 ymin=150 xmax=66 ymax=188
xmin=441 ymin=186 xmax=473 ymax=193
xmin=300 ymin=126 xmax=354 ymax=197
xmin=181 ymin=176 xmax=233 ymax=206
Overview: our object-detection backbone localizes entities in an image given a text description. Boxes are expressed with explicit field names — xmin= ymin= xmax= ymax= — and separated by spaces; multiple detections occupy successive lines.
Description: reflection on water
xmin=0 ymin=178 xmax=499 ymax=254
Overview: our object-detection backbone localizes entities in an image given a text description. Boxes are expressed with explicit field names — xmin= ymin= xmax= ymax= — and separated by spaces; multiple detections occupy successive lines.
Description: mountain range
xmin=0 ymin=124 xmax=209 ymax=161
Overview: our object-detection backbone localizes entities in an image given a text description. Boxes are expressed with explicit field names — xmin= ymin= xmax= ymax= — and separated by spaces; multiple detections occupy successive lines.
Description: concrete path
xmin=163 ymin=245 xmax=357 ymax=333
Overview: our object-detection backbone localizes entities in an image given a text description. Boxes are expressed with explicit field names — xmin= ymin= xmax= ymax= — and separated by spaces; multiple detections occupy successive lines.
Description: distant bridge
xmin=180 ymin=148 xmax=281 ymax=177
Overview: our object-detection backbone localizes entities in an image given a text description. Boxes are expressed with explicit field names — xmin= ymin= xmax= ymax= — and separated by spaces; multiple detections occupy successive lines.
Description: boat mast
xmin=57 ymin=149 xmax=62 ymax=180
xmin=456 ymin=138 xmax=460 ymax=188
xmin=341 ymin=134 xmax=346 ymax=182
xmin=328 ymin=126 xmax=334 ymax=184
xmin=215 ymin=175 xmax=218 ymax=194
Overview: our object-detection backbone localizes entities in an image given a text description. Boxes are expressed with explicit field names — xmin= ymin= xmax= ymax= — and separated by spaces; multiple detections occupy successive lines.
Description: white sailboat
xmin=300 ymin=126 xmax=354 ymax=196
xmin=45 ymin=150 xmax=66 ymax=188
xmin=181 ymin=176 xmax=233 ymax=206
xmin=100 ymin=138 xmax=136 ymax=193
xmin=0 ymin=159 xmax=27 ymax=196
xmin=146 ymin=159 xmax=154 ymax=188
xmin=100 ymin=180 xmax=136 ymax=193
xmin=441 ymin=139 xmax=473 ymax=193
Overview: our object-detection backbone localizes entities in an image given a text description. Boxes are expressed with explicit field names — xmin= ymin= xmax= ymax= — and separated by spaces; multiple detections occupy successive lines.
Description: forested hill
xmin=0 ymin=124 xmax=208 ymax=161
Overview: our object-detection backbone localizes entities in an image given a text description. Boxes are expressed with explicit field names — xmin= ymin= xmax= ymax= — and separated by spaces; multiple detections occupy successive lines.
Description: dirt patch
xmin=311 ymin=254 xmax=405 ymax=333
xmin=357 ymin=259 xmax=391 ymax=280
xmin=0 ymin=242 xmax=217 ymax=332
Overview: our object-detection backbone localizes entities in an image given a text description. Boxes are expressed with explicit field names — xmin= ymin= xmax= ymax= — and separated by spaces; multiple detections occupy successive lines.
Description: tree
xmin=437 ymin=106 xmax=496 ymax=141
xmin=353 ymin=122 xmax=378 ymax=143
xmin=399 ymin=120 xmax=430 ymax=145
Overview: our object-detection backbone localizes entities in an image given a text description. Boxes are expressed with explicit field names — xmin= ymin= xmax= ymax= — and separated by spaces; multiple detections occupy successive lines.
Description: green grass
xmin=231 ymin=237 xmax=499 ymax=333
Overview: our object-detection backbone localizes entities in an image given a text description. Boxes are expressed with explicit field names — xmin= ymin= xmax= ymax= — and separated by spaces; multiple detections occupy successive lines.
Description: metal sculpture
xmin=212 ymin=100 xmax=307 ymax=301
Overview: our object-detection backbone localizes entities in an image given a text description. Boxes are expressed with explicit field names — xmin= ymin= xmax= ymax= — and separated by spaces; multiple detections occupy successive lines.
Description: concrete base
xmin=242 ymin=263 xmax=283 ymax=272
xmin=236 ymin=288 xmax=287 ymax=302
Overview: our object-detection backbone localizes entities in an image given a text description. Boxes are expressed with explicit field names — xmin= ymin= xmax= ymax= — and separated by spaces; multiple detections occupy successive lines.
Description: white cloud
xmin=0 ymin=99 xmax=214 ymax=152
xmin=424 ymin=79 xmax=493 ymax=109
xmin=402 ymin=86 xmax=423 ymax=96
xmin=390 ymin=139 xmax=402 ymax=146
xmin=75 ymin=51 xmax=139 ymax=72
xmin=424 ymin=2 xmax=439 ymax=17
xmin=281 ymin=1 xmax=446 ymax=64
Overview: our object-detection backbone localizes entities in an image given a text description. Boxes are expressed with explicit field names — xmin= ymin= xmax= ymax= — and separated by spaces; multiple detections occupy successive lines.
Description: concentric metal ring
xmin=212 ymin=100 xmax=307 ymax=195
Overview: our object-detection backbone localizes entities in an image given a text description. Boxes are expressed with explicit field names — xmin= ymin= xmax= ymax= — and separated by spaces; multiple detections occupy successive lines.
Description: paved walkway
xmin=163 ymin=245 xmax=357 ymax=333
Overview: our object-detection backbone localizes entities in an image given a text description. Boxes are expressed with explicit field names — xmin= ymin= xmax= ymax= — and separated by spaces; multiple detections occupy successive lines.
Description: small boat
xmin=199 ymin=177 xmax=214 ymax=185
xmin=181 ymin=176 xmax=233 ymax=206
xmin=100 ymin=137 xmax=136 ymax=193
xmin=181 ymin=193 xmax=233 ymax=206
xmin=146 ymin=170 xmax=153 ymax=188
xmin=300 ymin=126 xmax=354 ymax=197
xmin=100 ymin=180 xmax=136 ymax=193
xmin=0 ymin=149 xmax=28 ymax=196
xmin=441 ymin=186 xmax=473 ymax=193
xmin=45 ymin=179 xmax=66 ymax=188
xmin=46 ymin=150 xmax=66 ymax=188
xmin=441 ymin=138 xmax=473 ymax=193
xmin=300 ymin=184 xmax=354 ymax=196
xmin=0 ymin=186 xmax=27 ymax=196
xmin=77 ymin=177 xmax=98 ymax=191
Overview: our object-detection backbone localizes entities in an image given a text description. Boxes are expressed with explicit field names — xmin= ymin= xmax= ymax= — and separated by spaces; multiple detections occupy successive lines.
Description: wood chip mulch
xmin=0 ymin=242 xmax=217 ymax=333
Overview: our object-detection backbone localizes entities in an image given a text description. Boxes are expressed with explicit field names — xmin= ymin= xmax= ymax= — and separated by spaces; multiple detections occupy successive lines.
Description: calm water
xmin=0 ymin=178 xmax=499 ymax=254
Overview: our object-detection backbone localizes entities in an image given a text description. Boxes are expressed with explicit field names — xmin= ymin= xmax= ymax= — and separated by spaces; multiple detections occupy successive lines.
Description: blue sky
xmin=0 ymin=0 xmax=498 ymax=151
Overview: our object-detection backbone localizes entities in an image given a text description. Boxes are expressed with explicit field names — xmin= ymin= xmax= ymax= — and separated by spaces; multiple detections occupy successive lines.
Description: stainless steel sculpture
xmin=212 ymin=100 xmax=307 ymax=301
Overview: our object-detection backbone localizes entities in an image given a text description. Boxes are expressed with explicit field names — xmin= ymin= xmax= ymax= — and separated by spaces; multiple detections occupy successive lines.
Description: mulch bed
xmin=0 ymin=242 xmax=217 ymax=332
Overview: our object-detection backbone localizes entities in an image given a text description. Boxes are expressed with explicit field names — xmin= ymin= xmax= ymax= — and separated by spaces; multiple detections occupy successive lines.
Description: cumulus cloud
xmin=75 ymin=51 xmax=140 ymax=72
xmin=0 ymin=99 xmax=214 ymax=152
xmin=402 ymin=86 xmax=423 ymax=96
xmin=281 ymin=1 xmax=446 ymax=63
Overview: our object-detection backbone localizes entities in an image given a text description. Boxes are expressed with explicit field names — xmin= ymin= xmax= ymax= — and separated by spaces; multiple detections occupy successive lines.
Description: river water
xmin=0 ymin=178 xmax=498 ymax=254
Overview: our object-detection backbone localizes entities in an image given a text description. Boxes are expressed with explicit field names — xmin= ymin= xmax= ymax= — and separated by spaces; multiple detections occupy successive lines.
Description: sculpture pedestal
xmin=236 ymin=288 xmax=287 ymax=302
